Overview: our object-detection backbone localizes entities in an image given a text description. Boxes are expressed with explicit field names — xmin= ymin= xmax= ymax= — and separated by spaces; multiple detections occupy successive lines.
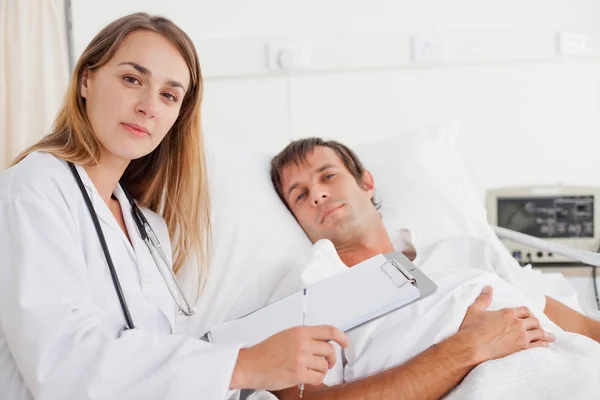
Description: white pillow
xmin=354 ymin=123 xmax=491 ymax=250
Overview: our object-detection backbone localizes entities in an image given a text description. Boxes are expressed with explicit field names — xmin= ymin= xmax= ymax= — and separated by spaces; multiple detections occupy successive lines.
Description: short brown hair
xmin=270 ymin=138 xmax=380 ymax=209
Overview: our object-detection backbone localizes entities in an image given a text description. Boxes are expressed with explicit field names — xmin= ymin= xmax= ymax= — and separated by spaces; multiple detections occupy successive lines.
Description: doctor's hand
xmin=458 ymin=285 xmax=556 ymax=364
xmin=229 ymin=325 xmax=349 ymax=391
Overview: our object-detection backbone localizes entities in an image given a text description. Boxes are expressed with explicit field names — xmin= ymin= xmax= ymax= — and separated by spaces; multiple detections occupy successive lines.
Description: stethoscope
xmin=68 ymin=162 xmax=194 ymax=331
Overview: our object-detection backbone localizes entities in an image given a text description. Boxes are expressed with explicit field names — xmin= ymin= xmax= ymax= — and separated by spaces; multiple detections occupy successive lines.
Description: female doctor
xmin=0 ymin=13 xmax=347 ymax=399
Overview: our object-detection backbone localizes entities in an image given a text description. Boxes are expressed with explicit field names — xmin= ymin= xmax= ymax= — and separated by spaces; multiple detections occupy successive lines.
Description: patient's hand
xmin=458 ymin=286 xmax=556 ymax=364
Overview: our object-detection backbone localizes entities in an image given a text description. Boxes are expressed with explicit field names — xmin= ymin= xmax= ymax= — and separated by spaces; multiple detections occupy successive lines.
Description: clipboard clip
xmin=381 ymin=259 xmax=417 ymax=288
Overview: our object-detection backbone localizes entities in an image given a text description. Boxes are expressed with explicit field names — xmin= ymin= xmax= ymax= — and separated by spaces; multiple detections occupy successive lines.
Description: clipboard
xmin=202 ymin=251 xmax=437 ymax=345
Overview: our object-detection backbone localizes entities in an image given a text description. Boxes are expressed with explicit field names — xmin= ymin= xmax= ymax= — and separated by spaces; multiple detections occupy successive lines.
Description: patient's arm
xmin=273 ymin=286 xmax=554 ymax=400
xmin=273 ymin=332 xmax=477 ymax=400
xmin=544 ymin=295 xmax=600 ymax=342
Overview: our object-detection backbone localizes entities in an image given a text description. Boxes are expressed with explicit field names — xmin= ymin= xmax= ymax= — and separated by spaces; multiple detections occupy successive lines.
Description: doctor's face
xmin=280 ymin=146 xmax=378 ymax=245
xmin=80 ymin=29 xmax=190 ymax=163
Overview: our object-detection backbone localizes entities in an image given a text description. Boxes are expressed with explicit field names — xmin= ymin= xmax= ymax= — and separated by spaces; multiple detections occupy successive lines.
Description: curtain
xmin=0 ymin=0 xmax=69 ymax=170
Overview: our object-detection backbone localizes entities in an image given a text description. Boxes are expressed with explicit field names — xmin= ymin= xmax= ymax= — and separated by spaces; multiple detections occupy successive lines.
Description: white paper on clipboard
xmin=205 ymin=254 xmax=421 ymax=346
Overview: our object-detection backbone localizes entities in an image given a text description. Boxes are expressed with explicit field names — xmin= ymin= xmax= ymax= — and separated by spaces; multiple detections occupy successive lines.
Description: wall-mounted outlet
xmin=266 ymin=40 xmax=311 ymax=71
xmin=412 ymin=34 xmax=448 ymax=63
xmin=558 ymin=32 xmax=587 ymax=56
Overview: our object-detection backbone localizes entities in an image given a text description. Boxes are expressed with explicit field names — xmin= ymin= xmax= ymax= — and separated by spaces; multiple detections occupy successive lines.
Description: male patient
xmin=268 ymin=138 xmax=600 ymax=400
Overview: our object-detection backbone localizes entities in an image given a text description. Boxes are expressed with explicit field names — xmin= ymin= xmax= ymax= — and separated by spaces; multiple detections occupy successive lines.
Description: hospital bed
xmin=176 ymin=123 xmax=600 ymax=399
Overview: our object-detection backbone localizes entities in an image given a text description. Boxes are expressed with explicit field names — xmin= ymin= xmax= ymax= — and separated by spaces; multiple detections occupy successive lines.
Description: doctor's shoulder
xmin=0 ymin=151 xmax=77 ymax=205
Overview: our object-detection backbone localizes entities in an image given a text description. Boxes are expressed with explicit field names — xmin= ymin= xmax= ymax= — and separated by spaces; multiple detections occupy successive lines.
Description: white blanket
xmin=446 ymin=333 xmax=600 ymax=399
xmin=270 ymin=237 xmax=600 ymax=399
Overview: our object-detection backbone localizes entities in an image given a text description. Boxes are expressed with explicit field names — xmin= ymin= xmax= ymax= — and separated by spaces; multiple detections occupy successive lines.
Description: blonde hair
xmin=13 ymin=12 xmax=210 ymax=297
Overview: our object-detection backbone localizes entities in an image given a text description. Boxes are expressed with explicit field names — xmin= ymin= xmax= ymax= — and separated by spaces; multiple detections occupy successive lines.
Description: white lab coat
xmin=0 ymin=152 xmax=242 ymax=399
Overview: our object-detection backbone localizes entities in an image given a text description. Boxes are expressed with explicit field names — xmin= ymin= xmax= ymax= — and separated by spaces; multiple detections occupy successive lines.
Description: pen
xmin=299 ymin=288 xmax=307 ymax=399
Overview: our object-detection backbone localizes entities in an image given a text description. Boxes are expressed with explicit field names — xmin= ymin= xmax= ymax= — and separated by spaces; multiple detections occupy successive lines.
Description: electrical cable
xmin=594 ymin=242 xmax=600 ymax=310
xmin=593 ymin=264 xmax=599 ymax=310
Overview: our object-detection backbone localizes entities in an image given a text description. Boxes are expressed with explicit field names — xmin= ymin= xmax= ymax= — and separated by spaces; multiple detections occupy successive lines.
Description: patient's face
xmin=281 ymin=146 xmax=377 ymax=244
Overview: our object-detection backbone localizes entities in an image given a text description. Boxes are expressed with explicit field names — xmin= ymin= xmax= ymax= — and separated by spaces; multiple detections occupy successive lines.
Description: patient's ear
xmin=362 ymin=170 xmax=375 ymax=198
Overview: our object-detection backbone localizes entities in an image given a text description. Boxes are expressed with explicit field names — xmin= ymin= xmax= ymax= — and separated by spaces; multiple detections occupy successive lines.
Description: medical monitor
xmin=487 ymin=185 xmax=600 ymax=264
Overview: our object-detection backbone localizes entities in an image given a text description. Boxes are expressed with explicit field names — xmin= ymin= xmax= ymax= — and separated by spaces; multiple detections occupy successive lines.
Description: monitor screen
xmin=497 ymin=195 xmax=594 ymax=238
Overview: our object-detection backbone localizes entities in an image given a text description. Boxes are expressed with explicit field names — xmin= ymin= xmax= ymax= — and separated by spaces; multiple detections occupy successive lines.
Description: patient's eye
xmin=323 ymin=173 xmax=335 ymax=181
xmin=295 ymin=192 xmax=307 ymax=202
